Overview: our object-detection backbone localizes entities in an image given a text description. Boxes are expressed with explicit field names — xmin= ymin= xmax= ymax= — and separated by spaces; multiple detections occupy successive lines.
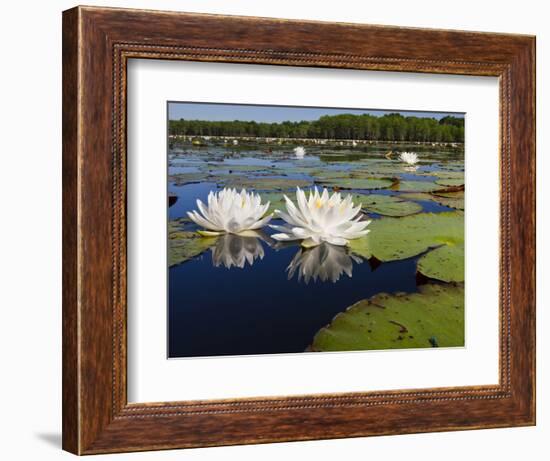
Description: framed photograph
xmin=62 ymin=6 xmax=535 ymax=455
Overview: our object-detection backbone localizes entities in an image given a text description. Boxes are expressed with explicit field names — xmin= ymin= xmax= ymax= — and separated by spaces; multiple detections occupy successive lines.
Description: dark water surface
xmin=169 ymin=243 xmax=419 ymax=357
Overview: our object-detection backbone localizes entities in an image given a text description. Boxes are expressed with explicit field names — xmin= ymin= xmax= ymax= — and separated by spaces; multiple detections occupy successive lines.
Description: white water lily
xmin=187 ymin=188 xmax=272 ymax=236
xmin=232 ymin=139 xmax=239 ymax=145
xmin=270 ymin=187 xmax=371 ymax=247
xmin=287 ymin=243 xmax=363 ymax=284
xmin=294 ymin=146 xmax=306 ymax=158
xmin=211 ymin=233 xmax=265 ymax=269
xmin=399 ymin=151 xmax=419 ymax=165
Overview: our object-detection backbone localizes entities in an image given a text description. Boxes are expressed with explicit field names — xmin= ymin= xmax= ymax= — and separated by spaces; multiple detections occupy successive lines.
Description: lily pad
xmin=310 ymin=284 xmax=464 ymax=351
xmin=169 ymin=172 xmax=208 ymax=186
xmin=352 ymin=163 xmax=403 ymax=176
xmin=311 ymin=170 xmax=357 ymax=181
xmin=207 ymin=164 xmax=273 ymax=174
xmin=435 ymin=178 xmax=465 ymax=187
xmin=257 ymin=192 xmax=287 ymax=215
xmin=353 ymin=194 xmax=422 ymax=217
xmin=316 ymin=177 xmax=394 ymax=190
xmin=393 ymin=180 xmax=441 ymax=193
xmin=417 ymin=244 xmax=464 ymax=282
xmin=169 ymin=223 xmax=218 ymax=267
xmin=398 ymin=192 xmax=434 ymax=202
xmin=223 ymin=177 xmax=312 ymax=191
xmin=431 ymin=191 xmax=465 ymax=210
xmin=352 ymin=211 xmax=464 ymax=282
xmin=427 ymin=170 xmax=465 ymax=180
xmin=347 ymin=235 xmax=372 ymax=259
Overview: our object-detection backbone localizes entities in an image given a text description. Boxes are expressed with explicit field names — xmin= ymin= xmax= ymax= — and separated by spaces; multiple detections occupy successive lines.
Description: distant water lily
xmin=232 ymin=139 xmax=239 ymax=145
xmin=270 ymin=187 xmax=371 ymax=247
xmin=294 ymin=146 xmax=306 ymax=159
xmin=399 ymin=151 xmax=419 ymax=165
xmin=287 ymin=243 xmax=363 ymax=284
xmin=187 ymin=188 xmax=272 ymax=236
xmin=211 ymin=233 xmax=265 ymax=269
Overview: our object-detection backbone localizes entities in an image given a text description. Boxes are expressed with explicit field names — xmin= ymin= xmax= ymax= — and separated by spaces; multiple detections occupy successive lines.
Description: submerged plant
xmin=293 ymin=146 xmax=306 ymax=159
xmin=287 ymin=243 xmax=362 ymax=284
xmin=399 ymin=151 xmax=419 ymax=165
xmin=187 ymin=188 xmax=272 ymax=236
xmin=270 ymin=187 xmax=371 ymax=247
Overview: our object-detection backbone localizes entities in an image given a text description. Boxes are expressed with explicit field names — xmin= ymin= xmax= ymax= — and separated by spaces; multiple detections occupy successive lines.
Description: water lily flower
xmin=287 ymin=243 xmax=363 ymax=284
xmin=210 ymin=233 xmax=265 ymax=269
xmin=187 ymin=188 xmax=272 ymax=236
xmin=399 ymin=151 xmax=419 ymax=165
xmin=270 ymin=187 xmax=371 ymax=247
xmin=233 ymin=139 xmax=239 ymax=145
xmin=294 ymin=146 xmax=306 ymax=159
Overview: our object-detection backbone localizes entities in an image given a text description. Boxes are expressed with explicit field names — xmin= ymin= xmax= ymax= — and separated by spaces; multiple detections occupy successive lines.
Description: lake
xmin=167 ymin=142 xmax=464 ymax=358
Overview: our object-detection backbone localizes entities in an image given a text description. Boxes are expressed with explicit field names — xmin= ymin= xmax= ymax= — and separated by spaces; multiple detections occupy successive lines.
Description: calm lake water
xmin=167 ymin=143 xmax=463 ymax=358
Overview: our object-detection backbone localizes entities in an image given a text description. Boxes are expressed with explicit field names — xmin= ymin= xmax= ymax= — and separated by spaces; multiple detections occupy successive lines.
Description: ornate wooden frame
xmin=62 ymin=5 xmax=536 ymax=455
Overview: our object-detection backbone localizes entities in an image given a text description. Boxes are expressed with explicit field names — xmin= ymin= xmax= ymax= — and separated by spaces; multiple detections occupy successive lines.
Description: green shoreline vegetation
xmin=169 ymin=113 xmax=464 ymax=144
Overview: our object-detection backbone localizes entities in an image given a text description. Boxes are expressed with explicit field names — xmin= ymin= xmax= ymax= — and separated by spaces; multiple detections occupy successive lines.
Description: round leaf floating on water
xmin=431 ymin=191 xmax=465 ymax=210
xmin=169 ymin=172 xmax=209 ymax=186
xmin=169 ymin=223 xmax=218 ymax=267
xmin=417 ymin=244 xmax=464 ymax=282
xmin=366 ymin=211 xmax=464 ymax=282
xmin=257 ymin=192 xmax=286 ymax=215
xmin=347 ymin=233 xmax=372 ymax=259
xmin=224 ymin=176 xmax=313 ymax=191
xmin=315 ymin=177 xmax=394 ymax=190
xmin=352 ymin=194 xmax=422 ymax=217
xmin=310 ymin=284 xmax=464 ymax=352
xmin=435 ymin=178 xmax=465 ymax=187
xmin=393 ymin=180 xmax=442 ymax=193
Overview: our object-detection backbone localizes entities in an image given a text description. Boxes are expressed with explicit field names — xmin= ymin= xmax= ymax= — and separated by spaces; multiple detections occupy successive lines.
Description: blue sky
xmin=168 ymin=102 xmax=464 ymax=123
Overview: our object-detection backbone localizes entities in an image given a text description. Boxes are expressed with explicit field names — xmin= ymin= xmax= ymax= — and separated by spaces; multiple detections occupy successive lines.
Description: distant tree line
xmin=168 ymin=113 xmax=464 ymax=143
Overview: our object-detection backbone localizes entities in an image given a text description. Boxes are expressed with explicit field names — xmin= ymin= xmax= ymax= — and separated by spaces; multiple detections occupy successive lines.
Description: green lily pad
xmin=257 ymin=192 xmax=287 ymax=215
xmin=431 ymin=191 xmax=465 ymax=210
xmin=207 ymin=164 xmax=273 ymax=174
xmin=354 ymin=211 xmax=464 ymax=282
xmin=398 ymin=192 xmax=434 ymax=202
xmin=427 ymin=170 xmax=465 ymax=180
xmin=347 ymin=235 xmax=372 ymax=259
xmin=169 ymin=223 xmax=218 ymax=267
xmin=417 ymin=244 xmax=464 ymax=282
xmin=169 ymin=172 xmax=209 ymax=186
xmin=316 ymin=177 xmax=394 ymax=190
xmin=310 ymin=284 xmax=464 ymax=352
xmin=353 ymin=194 xmax=422 ymax=217
xmin=437 ymin=162 xmax=465 ymax=172
xmin=282 ymin=166 xmax=322 ymax=175
xmin=311 ymin=170 xmax=356 ymax=181
xmin=352 ymin=163 xmax=403 ymax=177
xmin=393 ymin=180 xmax=441 ymax=192
xmin=435 ymin=178 xmax=465 ymax=187
xmin=223 ymin=177 xmax=312 ymax=191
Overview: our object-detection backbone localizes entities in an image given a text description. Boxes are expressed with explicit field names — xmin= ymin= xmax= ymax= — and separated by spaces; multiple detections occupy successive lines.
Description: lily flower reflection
xmin=210 ymin=233 xmax=267 ymax=269
xmin=287 ymin=243 xmax=363 ymax=284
